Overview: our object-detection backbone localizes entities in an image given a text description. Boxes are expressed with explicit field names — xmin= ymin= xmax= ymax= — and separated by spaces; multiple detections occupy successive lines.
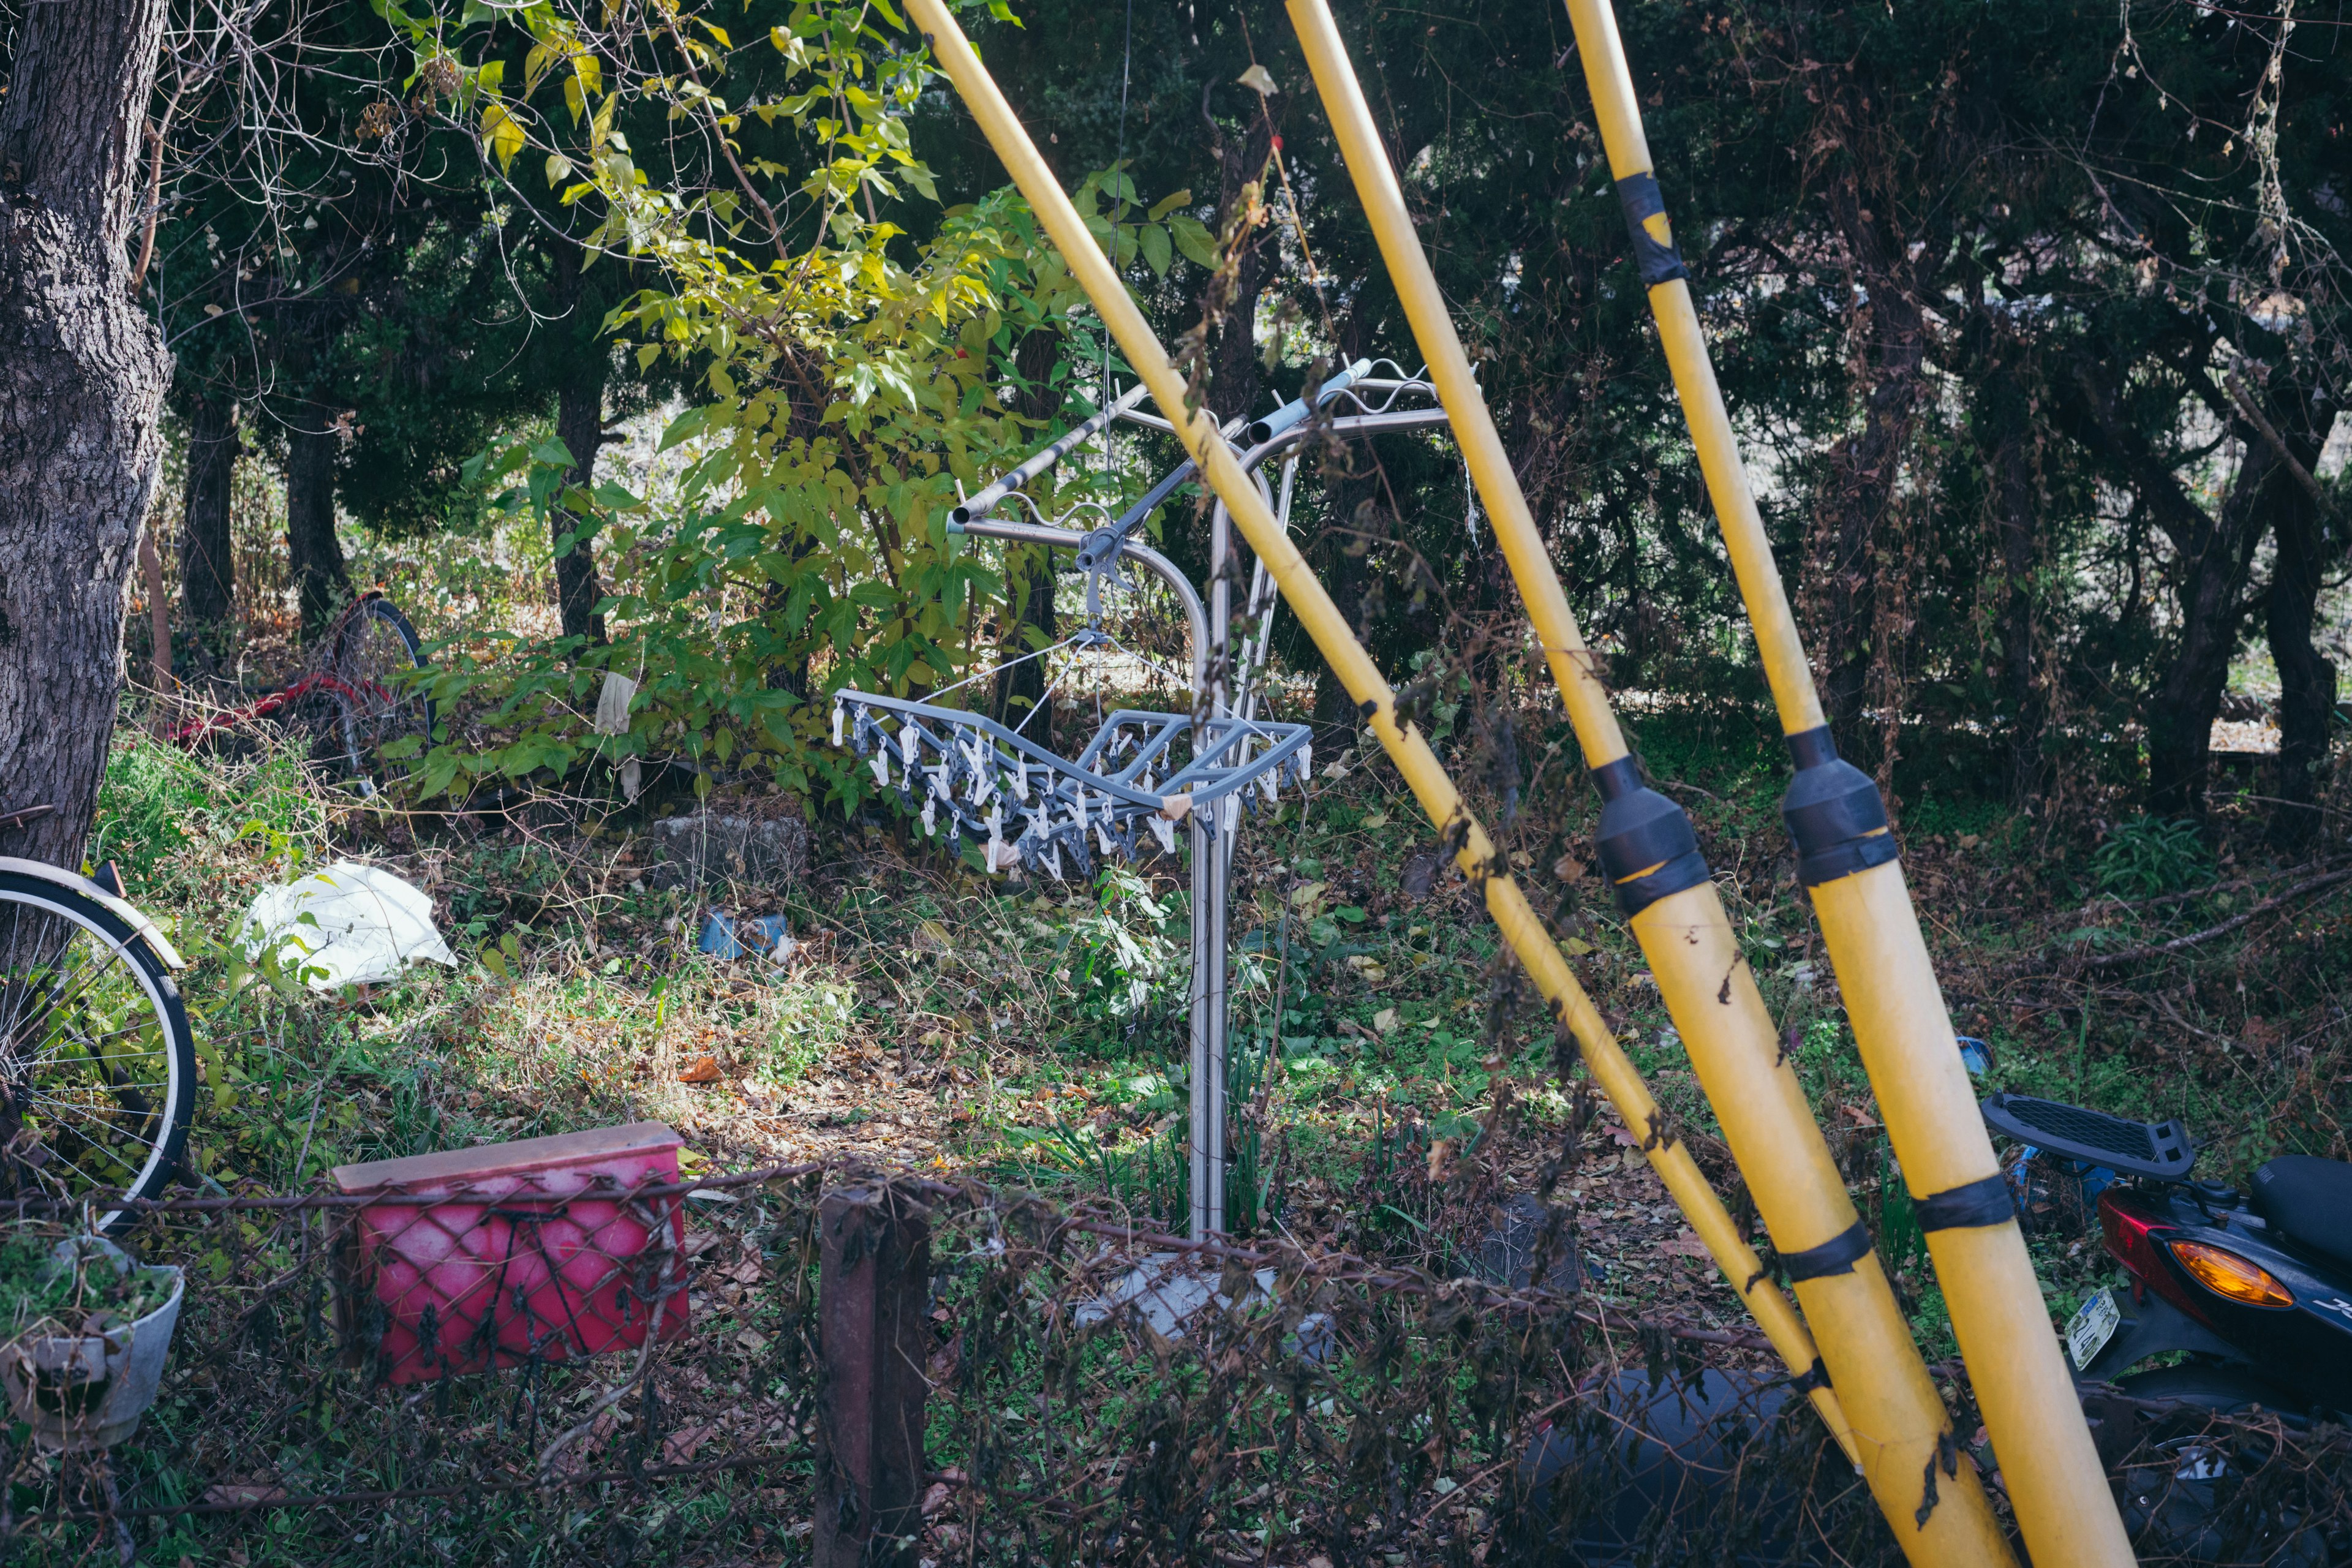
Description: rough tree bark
xmin=178 ymin=394 xmax=239 ymax=633
xmin=285 ymin=416 xmax=351 ymax=640
xmin=0 ymin=0 xmax=175 ymax=870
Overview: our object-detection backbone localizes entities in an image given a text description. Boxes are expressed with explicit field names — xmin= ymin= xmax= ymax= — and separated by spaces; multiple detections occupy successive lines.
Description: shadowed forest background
xmin=119 ymin=0 xmax=2351 ymax=843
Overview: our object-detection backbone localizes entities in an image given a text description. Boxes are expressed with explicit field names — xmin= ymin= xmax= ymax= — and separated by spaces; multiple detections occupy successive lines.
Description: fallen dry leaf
xmin=1662 ymin=1230 xmax=1711 ymax=1259
xmin=662 ymin=1423 xmax=716 ymax=1466
xmin=678 ymin=1054 xmax=723 ymax=1084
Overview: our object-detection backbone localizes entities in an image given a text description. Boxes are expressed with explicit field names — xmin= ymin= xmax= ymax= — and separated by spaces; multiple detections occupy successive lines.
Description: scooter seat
xmin=2252 ymin=1156 xmax=2352 ymax=1268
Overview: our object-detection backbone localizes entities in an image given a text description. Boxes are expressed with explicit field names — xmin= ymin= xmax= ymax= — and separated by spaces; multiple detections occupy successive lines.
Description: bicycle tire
xmin=0 ymin=872 xmax=196 ymax=1233
xmin=276 ymin=677 xmax=367 ymax=783
xmin=331 ymin=594 xmax=434 ymax=783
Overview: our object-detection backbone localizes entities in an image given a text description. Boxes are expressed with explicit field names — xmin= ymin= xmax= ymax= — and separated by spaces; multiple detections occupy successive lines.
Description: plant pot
xmin=0 ymin=1254 xmax=186 ymax=1452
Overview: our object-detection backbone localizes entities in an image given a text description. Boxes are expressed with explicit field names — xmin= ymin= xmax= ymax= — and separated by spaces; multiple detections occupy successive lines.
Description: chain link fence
xmin=0 ymin=1155 xmax=2338 ymax=1566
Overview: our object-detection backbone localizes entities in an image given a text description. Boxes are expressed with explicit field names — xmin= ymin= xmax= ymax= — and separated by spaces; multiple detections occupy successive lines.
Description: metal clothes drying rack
xmin=830 ymin=360 xmax=1454 ymax=1238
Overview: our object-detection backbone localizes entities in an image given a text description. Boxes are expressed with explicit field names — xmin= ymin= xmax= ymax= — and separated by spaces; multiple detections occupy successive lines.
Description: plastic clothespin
xmin=831 ymin=704 xmax=846 ymax=748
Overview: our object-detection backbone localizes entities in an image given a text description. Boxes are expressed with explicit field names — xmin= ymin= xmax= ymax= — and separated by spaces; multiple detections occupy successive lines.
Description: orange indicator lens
xmin=2170 ymin=1240 xmax=2294 ymax=1308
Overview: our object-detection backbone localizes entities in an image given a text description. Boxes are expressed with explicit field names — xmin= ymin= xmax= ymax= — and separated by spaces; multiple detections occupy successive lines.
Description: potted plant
xmin=0 ymin=1232 xmax=184 ymax=1451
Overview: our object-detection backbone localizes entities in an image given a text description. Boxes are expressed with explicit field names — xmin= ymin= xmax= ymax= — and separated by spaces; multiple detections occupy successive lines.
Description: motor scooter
xmin=1981 ymin=1091 xmax=2352 ymax=1421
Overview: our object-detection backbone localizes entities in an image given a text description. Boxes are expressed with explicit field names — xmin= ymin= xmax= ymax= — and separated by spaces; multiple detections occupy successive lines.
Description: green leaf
xmin=1138 ymin=222 xmax=1170 ymax=276
xmin=658 ymin=404 xmax=715 ymax=452
xmin=1148 ymin=188 xmax=1193 ymax=221
xmin=1169 ymin=214 xmax=1217 ymax=269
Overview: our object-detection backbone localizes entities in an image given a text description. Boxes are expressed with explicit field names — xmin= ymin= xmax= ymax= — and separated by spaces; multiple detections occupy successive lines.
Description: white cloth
xmin=241 ymin=860 xmax=458 ymax=990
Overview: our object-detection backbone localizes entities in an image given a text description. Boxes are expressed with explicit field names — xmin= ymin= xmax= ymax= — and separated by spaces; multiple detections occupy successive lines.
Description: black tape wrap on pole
xmin=1913 ymin=1174 xmax=2018 ymax=1233
xmin=1614 ymin=172 xmax=1689 ymax=287
xmin=1780 ymin=726 xmax=1902 ymax=888
xmin=1778 ymin=1220 xmax=1875 ymax=1283
xmin=1590 ymin=756 xmax=1709 ymax=916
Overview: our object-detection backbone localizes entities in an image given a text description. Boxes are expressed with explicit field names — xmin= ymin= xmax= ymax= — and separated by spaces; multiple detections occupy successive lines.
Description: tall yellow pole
xmin=1283 ymin=6 xmax=2008 ymax=1561
xmin=900 ymin=0 xmax=1861 ymax=1471
xmin=1556 ymin=1 xmax=2136 ymax=1564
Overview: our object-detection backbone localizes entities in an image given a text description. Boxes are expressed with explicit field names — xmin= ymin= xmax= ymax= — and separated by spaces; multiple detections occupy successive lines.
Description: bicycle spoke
xmin=0 ymin=886 xmax=186 ymax=1221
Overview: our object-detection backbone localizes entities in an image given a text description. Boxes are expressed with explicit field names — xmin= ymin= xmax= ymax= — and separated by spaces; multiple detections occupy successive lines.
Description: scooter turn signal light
xmin=2169 ymin=1240 xmax=2294 ymax=1307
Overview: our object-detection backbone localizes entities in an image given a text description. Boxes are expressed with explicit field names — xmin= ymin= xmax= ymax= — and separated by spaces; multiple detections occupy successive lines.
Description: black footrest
xmin=1980 ymin=1093 xmax=2196 ymax=1180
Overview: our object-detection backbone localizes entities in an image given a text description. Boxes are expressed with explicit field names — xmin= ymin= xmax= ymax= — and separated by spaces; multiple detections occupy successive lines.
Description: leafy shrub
xmin=2092 ymin=816 xmax=2215 ymax=898
xmin=1061 ymin=865 xmax=1183 ymax=1034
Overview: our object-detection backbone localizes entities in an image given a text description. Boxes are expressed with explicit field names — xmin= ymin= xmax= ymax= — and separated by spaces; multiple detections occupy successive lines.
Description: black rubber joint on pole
xmin=1614 ymin=172 xmax=1689 ymax=287
xmin=1780 ymin=725 xmax=1901 ymax=888
xmin=1913 ymin=1174 xmax=2018 ymax=1232
xmin=1778 ymin=1219 xmax=1874 ymax=1283
xmin=1590 ymin=756 xmax=1709 ymax=916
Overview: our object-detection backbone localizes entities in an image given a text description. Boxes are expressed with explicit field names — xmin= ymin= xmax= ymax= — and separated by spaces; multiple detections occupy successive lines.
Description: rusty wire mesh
xmin=0 ymin=1160 xmax=2335 ymax=1566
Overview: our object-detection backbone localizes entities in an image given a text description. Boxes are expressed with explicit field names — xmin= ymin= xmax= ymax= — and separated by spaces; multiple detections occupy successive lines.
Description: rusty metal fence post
xmin=815 ymin=1180 xmax=932 ymax=1568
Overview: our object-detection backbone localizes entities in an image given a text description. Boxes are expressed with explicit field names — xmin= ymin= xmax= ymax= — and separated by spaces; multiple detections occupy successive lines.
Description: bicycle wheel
xmin=332 ymin=594 xmax=434 ymax=777
xmin=273 ymin=676 xmax=366 ymax=783
xmin=0 ymin=873 xmax=196 ymax=1233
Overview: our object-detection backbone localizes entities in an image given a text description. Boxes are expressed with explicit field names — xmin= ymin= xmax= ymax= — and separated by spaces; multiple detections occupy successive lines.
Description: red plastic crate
xmin=333 ymin=1121 xmax=691 ymax=1384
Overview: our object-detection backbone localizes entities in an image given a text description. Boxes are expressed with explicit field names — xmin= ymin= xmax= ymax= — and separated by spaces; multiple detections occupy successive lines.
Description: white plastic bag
xmin=241 ymin=860 xmax=458 ymax=990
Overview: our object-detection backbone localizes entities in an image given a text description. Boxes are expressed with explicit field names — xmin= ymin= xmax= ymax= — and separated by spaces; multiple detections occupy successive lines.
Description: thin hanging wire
xmin=1101 ymin=0 xmax=1134 ymax=481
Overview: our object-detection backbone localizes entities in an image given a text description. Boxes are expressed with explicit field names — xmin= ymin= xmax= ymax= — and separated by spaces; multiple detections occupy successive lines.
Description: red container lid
xmin=331 ymin=1121 xmax=682 ymax=1196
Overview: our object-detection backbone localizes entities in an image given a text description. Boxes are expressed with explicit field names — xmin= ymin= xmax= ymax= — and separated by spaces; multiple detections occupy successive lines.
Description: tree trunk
xmin=2059 ymin=349 xmax=2269 ymax=820
xmin=286 ymin=417 xmax=350 ymax=641
xmin=2145 ymin=443 xmax=2272 ymax=819
xmin=554 ymin=360 xmax=610 ymax=644
xmin=1198 ymin=88 xmax=1281 ymax=435
xmin=2260 ymin=396 xmax=2340 ymax=846
xmin=0 ymin=0 xmax=174 ymax=871
xmin=1806 ymin=215 xmax=1929 ymax=755
xmin=178 ymin=394 xmax=239 ymax=635
xmin=2266 ymin=495 xmax=2335 ymax=845
xmin=1310 ymin=483 xmax=1378 ymax=739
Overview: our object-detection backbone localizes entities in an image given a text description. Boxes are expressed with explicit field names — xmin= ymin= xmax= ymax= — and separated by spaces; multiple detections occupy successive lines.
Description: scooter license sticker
xmin=2066 ymin=1287 xmax=2122 ymax=1373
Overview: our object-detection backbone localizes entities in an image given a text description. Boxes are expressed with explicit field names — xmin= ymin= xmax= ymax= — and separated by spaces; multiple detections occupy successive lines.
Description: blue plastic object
xmin=1954 ymin=1036 xmax=1992 ymax=1077
xmin=697 ymin=912 xmax=796 ymax=964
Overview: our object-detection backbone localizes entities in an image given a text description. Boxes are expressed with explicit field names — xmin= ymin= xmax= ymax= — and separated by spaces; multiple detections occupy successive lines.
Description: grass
xmin=57 ymin=693 xmax=2351 ymax=1560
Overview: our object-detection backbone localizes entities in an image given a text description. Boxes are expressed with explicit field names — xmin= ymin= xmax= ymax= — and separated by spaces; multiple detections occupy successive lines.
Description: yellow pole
xmin=1558 ymin=1 xmax=2136 ymax=1564
xmin=1283 ymin=6 xmax=2008 ymax=1560
xmin=902 ymin=0 xmax=1860 ymax=1469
